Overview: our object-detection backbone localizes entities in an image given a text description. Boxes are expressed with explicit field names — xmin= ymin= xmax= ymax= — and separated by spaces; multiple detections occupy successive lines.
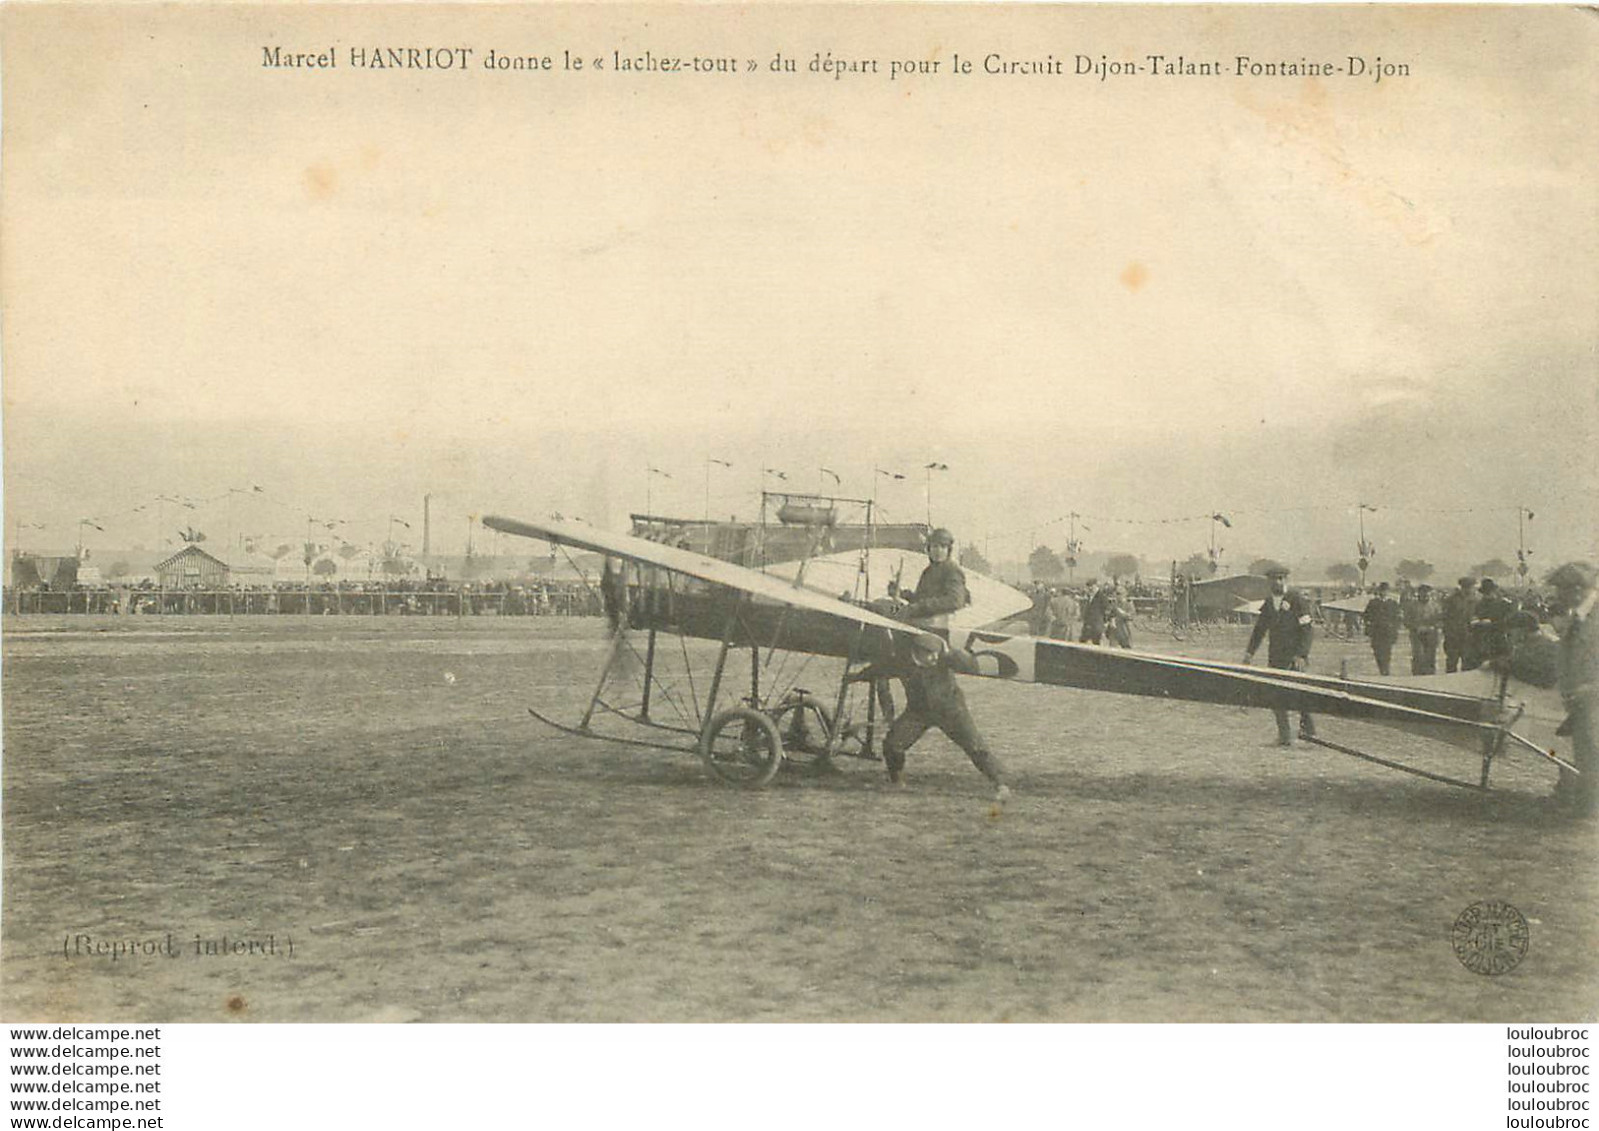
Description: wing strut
xmin=701 ymin=591 xmax=756 ymax=741
xmin=579 ymin=624 xmax=630 ymax=732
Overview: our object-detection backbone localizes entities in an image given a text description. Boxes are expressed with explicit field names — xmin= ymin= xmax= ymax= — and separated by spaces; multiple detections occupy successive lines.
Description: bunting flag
xmin=648 ymin=466 xmax=672 ymax=479
xmin=709 ymin=458 xmax=733 ymax=469
xmin=925 ymin=461 xmax=949 ymax=471
xmin=1212 ymin=513 xmax=1232 ymax=528
xmin=877 ymin=469 xmax=905 ymax=480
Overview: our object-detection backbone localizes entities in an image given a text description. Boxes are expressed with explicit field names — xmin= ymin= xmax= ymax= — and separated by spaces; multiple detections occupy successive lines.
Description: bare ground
xmin=2 ymin=614 xmax=1593 ymax=1022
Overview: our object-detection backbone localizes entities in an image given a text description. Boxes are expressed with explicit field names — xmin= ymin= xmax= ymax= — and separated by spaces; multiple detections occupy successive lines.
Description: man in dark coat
xmin=1441 ymin=577 xmax=1477 ymax=673
xmin=1242 ymin=563 xmax=1316 ymax=745
xmin=1079 ymin=580 xmax=1109 ymax=644
xmin=1362 ymin=581 xmax=1403 ymax=675
xmin=1548 ymin=562 xmax=1597 ymax=818
xmin=879 ymin=528 xmax=1009 ymax=803
xmin=1469 ymin=577 xmax=1517 ymax=671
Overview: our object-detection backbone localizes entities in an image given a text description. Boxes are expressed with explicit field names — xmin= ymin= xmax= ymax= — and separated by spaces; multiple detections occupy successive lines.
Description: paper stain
xmin=1233 ymin=78 xmax=1442 ymax=247
xmin=304 ymin=163 xmax=338 ymax=200
xmin=305 ymin=145 xmax=381 ymax=201
xmin=800 ymin=113 xmax=832 ymax=149
xmin=225 ymin=994 xmax=247 ymax=1015
xmin=750 ymin=112 xmax=834 ymax=156
xmin=1120 ymin=262 xmax=1150 ymax=292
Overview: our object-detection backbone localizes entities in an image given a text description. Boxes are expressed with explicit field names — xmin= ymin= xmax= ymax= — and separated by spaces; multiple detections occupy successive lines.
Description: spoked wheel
xmin=700 ymin=706 xmax=784 ymax=788
xmin=769 ymin=694 xmax=843 ymax=773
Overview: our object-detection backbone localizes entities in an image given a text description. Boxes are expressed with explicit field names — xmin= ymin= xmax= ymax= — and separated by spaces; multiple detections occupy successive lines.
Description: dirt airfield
xmin=3 ymin=614 xmax=1594 ymax=1022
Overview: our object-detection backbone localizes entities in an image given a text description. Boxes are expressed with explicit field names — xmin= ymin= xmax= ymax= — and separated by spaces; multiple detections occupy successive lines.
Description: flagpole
xmin=1517 ymin=505 xmax=1534 ymax=581
xmin=1356 ymin=503 xmax=1376 ymax=589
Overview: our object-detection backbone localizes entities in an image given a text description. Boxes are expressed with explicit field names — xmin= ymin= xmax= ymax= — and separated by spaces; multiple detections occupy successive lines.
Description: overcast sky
xmin=4 ymin=4 xmax=1595 ymax=577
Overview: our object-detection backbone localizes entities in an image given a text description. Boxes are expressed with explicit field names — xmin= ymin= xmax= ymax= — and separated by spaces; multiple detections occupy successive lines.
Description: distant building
xmin=227 ymin=551 xmax=280 ymax=586
xmin=9 ymin=554 xmax=79 ymax=590
xmin=155 ymin=545 xmax=229 ymax=589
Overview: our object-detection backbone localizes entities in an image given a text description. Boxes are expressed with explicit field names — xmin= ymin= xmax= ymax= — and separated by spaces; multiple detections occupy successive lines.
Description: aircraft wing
xmin=483 ymin=513 xmax=936 ymax=642
xmin=1320 ymin=596 xmax=1371 ymax=615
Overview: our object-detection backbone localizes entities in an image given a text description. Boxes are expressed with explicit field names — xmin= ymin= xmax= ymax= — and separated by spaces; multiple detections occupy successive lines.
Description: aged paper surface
xmin=2 ymin=4 xmax=1595 ymax=1025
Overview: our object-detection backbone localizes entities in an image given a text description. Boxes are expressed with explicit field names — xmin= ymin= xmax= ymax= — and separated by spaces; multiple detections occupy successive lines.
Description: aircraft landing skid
xmin=527 ymin=701 xmax=881 ymax=781
xmin=1297 ymin=733 xmax=1488 ymax=791
xmin=527 ymin=706 xmax=701 ymax=756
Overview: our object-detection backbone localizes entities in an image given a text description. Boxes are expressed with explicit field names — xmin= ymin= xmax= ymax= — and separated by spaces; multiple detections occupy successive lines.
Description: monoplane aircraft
xmin=483 ymin=513 xmax=1575 ymax=792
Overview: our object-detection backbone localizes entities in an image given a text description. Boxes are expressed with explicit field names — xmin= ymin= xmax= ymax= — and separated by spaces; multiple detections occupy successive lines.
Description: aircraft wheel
xmin=773 ymin=695 xmax=833 ymax=753
xmin=769 ymin=695 xmax=847 ymax=772
xmin=700 ymin=707 xmax=784 ymax=788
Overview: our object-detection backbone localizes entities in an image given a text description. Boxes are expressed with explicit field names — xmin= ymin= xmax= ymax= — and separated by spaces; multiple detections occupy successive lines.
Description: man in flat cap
xmin=1548 ymin=562 xmax=1596 ymax=817
xmin=1243 ymin=562 xmax=1316 ymax=746
xmin=1405 ymin=583 xmax=1442 ymax=675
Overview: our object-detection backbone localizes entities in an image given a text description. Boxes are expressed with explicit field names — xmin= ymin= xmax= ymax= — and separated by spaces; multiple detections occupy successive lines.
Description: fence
xmin=5 ymin=586 xmax=606 ymax=618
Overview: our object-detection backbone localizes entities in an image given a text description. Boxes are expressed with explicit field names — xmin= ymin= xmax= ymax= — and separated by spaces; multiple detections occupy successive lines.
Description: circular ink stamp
xmin=1452 ymin=900 xmax=1529 ymax=975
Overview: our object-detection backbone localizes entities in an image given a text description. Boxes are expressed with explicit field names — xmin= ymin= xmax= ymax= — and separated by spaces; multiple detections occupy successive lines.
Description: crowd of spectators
xmin=4 ymin=577 xmax=607 ymax=617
